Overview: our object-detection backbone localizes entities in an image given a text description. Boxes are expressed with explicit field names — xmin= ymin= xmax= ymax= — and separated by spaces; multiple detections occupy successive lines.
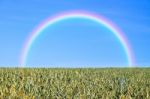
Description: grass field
xmin=0 ymin=68 xmax=149 ymax=98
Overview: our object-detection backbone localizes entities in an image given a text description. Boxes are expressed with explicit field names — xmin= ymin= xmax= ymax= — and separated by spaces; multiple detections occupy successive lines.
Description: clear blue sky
xmin=0 ymin=0 xmax=149 ymax=67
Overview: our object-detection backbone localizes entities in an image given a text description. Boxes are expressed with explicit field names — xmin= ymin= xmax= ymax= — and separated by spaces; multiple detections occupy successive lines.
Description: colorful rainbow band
xmin=20 ymin=11 xmax=135 ymax=67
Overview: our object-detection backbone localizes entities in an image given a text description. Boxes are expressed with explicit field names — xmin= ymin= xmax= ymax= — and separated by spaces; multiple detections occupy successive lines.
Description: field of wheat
xmin=0 ymin=68 xmax=149 ymax=98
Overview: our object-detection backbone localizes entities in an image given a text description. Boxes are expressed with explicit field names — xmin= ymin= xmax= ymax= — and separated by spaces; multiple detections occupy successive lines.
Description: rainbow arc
xmin=20 ymin=11 xmax=135 ymax=67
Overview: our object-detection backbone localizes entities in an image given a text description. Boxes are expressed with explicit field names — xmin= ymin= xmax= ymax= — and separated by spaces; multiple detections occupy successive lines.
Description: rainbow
xmin=20 ymin=11 xmax=135 ymax=67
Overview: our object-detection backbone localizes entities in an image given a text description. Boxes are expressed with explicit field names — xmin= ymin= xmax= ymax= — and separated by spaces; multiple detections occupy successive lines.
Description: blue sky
xmin=0 ymin=0 xmax=150 ymax=67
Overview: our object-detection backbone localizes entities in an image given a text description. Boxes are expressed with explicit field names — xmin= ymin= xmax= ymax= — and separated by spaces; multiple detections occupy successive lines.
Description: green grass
xmin=0 ymin=68 xmax=149 ymax=98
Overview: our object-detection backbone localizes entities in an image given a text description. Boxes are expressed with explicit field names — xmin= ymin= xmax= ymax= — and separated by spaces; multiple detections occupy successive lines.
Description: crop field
xmin=0 ymin=68 xmax=149 ymax=98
